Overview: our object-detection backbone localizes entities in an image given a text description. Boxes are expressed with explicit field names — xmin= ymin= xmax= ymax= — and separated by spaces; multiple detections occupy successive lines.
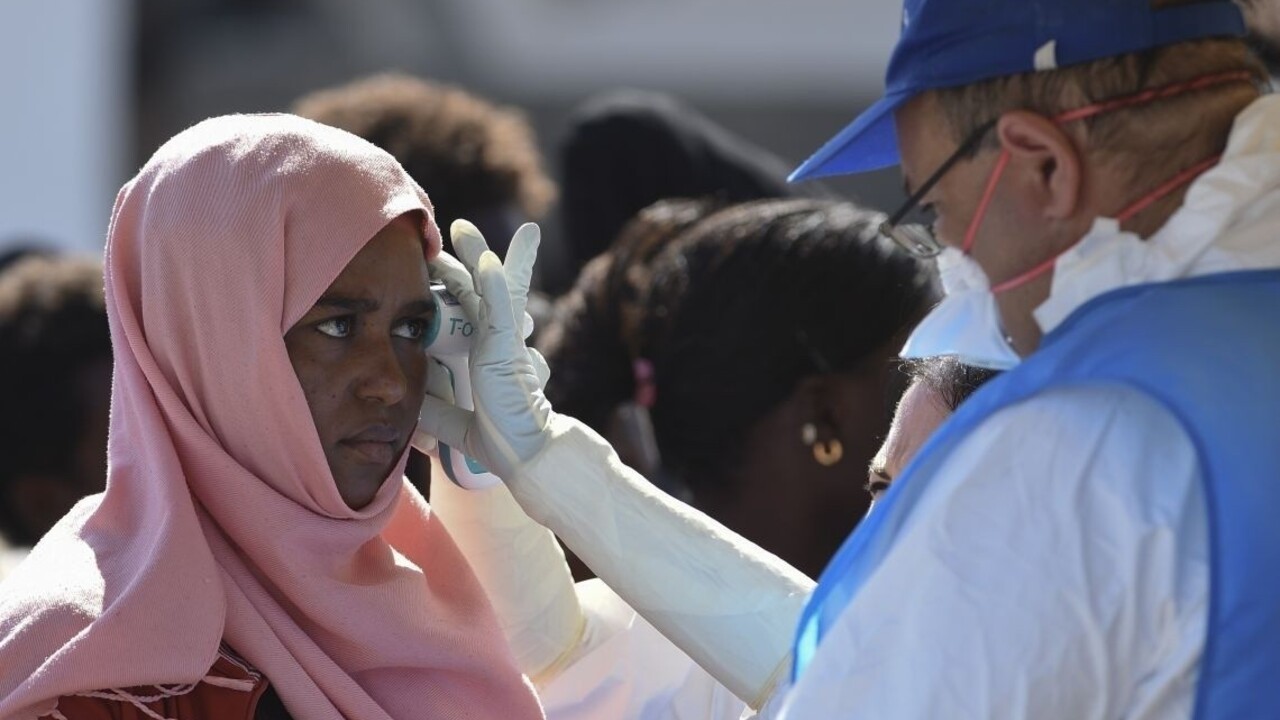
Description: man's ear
xmin=996 ymin=110 xmax=1084 ymax=221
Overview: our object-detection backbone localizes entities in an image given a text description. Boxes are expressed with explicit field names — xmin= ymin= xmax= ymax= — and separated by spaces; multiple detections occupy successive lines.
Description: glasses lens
xmin=879 ymin=222 xmax=942 ymax=259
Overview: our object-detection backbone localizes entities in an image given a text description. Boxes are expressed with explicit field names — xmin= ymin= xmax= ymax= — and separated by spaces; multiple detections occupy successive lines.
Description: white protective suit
xmin=771 ymin=95 xmax=1280 ymax=720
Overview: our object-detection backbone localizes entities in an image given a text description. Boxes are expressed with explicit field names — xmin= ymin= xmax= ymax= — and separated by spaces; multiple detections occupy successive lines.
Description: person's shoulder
xmin=978 ymin=382 xmax=1177 ymax=436
xmin=943 ymin=383 xmax=1202 ymax=524
xmin=43 ymin=646 xmax=265 ymax=720
xmin=963 ymin=383 xmax=1192 ymax=469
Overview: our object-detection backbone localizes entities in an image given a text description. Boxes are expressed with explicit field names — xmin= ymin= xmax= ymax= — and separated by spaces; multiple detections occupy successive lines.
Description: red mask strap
xmin=990 ymin=253 xmax=1064 ymax=294
xmin=963 ymin=71 xmax=1250 ymax=295
xmin=962 ymin=150 xmax=1011 ymax=254
xmin=1052 ymin=70 xmax=1256 ymax=125
xmin=991 ymin=153 xmax=1222 ymax=294
xmin=1114 ymin=153 xmax=1222 ymax=223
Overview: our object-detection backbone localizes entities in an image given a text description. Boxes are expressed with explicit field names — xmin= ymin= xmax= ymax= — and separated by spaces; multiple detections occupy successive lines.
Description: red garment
xmin=46 ymin=647 xmax=268 ymax=720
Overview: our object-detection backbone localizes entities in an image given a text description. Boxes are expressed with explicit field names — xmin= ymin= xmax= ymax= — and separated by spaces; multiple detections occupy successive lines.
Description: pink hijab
xmin=0 ymin=114 xmax=543 ymax=720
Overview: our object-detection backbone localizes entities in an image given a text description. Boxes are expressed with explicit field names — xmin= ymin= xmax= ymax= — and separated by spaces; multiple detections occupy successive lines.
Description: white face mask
xmin=900 ymin=246 xmax=1023 ymax=371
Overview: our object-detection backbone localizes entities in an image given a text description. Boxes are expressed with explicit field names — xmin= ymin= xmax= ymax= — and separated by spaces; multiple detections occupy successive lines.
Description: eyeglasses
xmin=879 ymin=118 xmax=999 ymax=259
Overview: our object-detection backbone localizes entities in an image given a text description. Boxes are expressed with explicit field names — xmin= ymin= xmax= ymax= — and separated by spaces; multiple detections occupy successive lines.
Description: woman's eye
xmin=316 ymin=317 xmax=353 ymax=338
xmin=393 ymin=318 xmax=428 ymax=341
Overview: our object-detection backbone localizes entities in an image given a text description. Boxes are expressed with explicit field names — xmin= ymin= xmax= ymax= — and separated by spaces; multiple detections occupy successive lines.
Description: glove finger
xmin=429 ymin=253 xmax=483 ymax=324
xmin=476 ymin=251 xmax=520 ymax=340
xmin=451 ymin=220 xmax=492 ymax=280
xmin=429 ymin=250 xmax=471 ymax=288
xmin=417 ymin=394 xmax=476 ymax=452
xmin=527 ymin=346 xmax=551 ymax=390
xmin=503 ymin=223 xmax=541 ymax=323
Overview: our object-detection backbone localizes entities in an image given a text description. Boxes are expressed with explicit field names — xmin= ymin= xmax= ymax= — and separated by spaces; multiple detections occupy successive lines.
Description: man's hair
xmin=293 ymin=73 xmax=555 ymax=246
xmin=0 ymin=255 xmax=110 ymax=545
xmin=931 ymin=0 xmax=1267 ymax=185
xmin=901 ymin=356 xmax=999 ymax=412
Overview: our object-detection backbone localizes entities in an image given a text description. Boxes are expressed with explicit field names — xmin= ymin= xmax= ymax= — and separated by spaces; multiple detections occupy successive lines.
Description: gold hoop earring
xmin=813 ymin=439 xmax=843 ymax=467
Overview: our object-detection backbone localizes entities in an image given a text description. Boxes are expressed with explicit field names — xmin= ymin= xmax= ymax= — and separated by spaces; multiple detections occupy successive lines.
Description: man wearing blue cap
xmin=420 ymin=0 xmax=1280 ymax=717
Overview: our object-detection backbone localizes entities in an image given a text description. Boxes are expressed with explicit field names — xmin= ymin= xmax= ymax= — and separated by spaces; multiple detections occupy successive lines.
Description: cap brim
xmin=789 ymin=90 xmax=914 ymax=182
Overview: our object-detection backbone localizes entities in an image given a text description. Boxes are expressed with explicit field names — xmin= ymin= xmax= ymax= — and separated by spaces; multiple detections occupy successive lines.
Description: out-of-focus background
xmin=1 ymin=0 xmax=908 ymax=257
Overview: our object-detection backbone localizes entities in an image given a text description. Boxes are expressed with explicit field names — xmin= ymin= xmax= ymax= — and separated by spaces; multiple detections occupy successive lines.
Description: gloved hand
xmin=414 ymin=225 xmax=582 ymax=682
xmin=420 ymin=220 xmax=813 ymax=710
xmin=423 ymin=359 xmax=582 ymax=683
xmin=416 ymin=220 xmax=553 ymax=477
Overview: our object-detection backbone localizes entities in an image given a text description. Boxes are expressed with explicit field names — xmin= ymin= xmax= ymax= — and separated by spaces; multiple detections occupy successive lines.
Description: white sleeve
xmin=540 ymin=579 xmax=751 ymax=720
xmin=428 ymin=461 xmax=584 ymax=680
xmin=431 ymin=461 xmax=753 ymax=720
xmin=778 ymin=385 xmax=1208 ymax=720
xmin=508 ymin=415 xmax=816 ymax=709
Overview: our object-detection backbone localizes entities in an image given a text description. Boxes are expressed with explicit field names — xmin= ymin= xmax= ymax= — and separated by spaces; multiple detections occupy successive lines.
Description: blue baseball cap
xmin=790 ymin=0 xmax=1246 ymax=181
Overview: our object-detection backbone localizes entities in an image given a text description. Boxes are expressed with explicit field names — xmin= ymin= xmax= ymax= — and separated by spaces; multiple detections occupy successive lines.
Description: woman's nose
xmin=354 ymin=340 xmax=408 ymax=406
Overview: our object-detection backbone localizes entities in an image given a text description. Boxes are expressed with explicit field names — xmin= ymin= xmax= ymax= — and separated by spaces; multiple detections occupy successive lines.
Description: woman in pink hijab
xmin=0 ymin=114 xmax=544 ymax=720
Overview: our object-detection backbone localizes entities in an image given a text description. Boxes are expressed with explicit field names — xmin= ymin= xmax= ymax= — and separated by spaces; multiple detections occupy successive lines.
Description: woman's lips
xmin=341 ymin=425 xmax=401 ymax=464
xmin=341 ymin=440 xmax=397 ymax=465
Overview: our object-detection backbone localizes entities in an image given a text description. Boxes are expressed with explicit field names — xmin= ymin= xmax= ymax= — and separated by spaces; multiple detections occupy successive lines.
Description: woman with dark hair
xmin=635 ymin=199 xmax=935 ymax=578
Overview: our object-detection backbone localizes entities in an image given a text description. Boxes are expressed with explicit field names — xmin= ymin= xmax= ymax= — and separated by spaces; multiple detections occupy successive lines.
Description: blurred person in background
xmin=540 ymin=197 xmax=724 ymax=482
xmin=0 ymin=242 xmax=56 ymax=273
xmin=547 ymin=89 xmax=805 ymax=295
xmin=0 ymin=114 xmax=545 ymax=720
xmin=293 ymin=72 xmax=556 ymax=261
xmin=0 ymin=255 xmax=111 ymax=580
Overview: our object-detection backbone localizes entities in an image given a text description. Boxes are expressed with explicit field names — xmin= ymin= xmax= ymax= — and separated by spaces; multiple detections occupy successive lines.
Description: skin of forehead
xmin=872 ymin=379 xmax=954 ymax=483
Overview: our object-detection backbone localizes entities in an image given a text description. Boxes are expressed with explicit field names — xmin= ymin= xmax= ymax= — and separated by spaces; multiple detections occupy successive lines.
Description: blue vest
xmin=794 ymin=270 xmax=1280 ymax=719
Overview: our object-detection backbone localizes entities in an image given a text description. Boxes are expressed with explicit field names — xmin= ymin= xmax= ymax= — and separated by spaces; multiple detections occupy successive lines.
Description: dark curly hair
xmin=639 ymin=198 xmax=936 ymax=492
xmin=0 ymin=255 xmax=111 ymax=545
xmin=539 ymin=198 xmax=723 ymax=433
xmin=293 ymin=73 xmax=555 ymax=254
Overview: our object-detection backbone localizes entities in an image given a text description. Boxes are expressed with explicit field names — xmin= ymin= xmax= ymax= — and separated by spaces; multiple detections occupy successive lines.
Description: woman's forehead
xmin=321 ymin=217 xmax=431 ymax=300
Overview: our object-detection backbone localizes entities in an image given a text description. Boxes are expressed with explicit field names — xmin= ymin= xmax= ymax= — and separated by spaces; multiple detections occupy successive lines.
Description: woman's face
xmin=285 ymin=215 xmax=434 ymax=509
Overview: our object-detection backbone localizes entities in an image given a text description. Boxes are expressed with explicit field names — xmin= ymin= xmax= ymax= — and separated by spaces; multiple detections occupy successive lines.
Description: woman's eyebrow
xmin=401 ymin=298 xmax=436 ymax=316
xmin=315 ymin=295 xmax=378 ymax=312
